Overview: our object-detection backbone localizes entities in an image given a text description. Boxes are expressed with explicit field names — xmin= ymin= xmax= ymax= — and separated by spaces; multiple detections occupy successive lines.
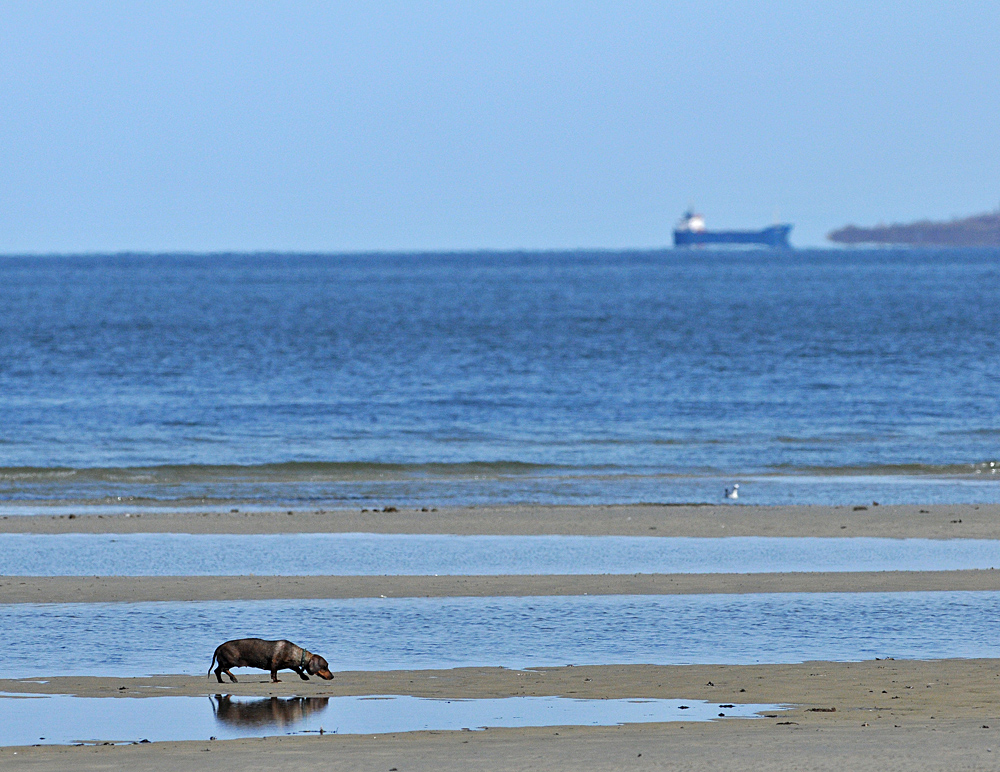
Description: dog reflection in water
xmin=210 ymin=694 xmax=330 ymax=728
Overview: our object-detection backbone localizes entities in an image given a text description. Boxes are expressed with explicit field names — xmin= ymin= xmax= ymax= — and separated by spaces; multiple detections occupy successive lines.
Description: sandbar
xmin=1 ymin=503 xmax=998 ymax=538
xmin=2 ymin=660 xmax=999 ymax=770
xmin=4 ymin=503 xmax=1000 ymax=769
xmin=3 ymin=570 xmax=1000 ymax=604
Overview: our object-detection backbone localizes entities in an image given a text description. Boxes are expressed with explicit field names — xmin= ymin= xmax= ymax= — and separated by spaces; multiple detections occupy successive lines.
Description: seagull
xmin=725 ymin=484 xmax=739 ymax=500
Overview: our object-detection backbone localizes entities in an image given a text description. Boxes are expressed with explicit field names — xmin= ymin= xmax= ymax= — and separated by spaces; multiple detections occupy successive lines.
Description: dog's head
xmin=306 ymin=654 xmax=334 ymax=680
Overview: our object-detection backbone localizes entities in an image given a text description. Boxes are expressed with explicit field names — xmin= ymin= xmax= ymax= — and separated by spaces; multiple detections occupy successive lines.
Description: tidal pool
xmin=1 ymin=591 xmax=998 ymax=679
xmin=2 ymin=533 xmax=998 ymax=576
xmin=0 ymin=693 xmax=780 ymax=746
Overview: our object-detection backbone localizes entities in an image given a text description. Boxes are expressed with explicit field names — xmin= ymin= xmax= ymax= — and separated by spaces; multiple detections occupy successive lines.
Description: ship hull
xmin=674 ymin=224 xmax=792 ymax=248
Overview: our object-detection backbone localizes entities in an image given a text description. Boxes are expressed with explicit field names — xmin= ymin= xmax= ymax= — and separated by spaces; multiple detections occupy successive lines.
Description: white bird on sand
xmin=725 ymin=484 xmax=739 ymax=500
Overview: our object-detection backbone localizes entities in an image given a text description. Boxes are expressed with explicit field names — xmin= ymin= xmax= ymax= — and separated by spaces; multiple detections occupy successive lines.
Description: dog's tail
xmin=207 ymin=649 xmax=218 ymax=680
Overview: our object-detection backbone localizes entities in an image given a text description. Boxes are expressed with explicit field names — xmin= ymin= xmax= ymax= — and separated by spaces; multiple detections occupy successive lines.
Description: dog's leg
xmin=295 ymin=668 xmax=310 ymax=681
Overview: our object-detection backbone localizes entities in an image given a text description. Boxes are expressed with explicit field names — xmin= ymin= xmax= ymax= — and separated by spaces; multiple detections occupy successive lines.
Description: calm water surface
xmin=1 ymin=693 xmax=778 ymax=745
xmin=1 ymin=250 xmax=999 ymax=508
xmin=2 ymin=534 xmax=999 ymax=576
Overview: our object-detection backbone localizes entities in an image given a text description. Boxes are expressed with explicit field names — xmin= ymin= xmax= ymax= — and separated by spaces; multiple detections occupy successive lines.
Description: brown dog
xmin=208 ymin=638 xmax=335 ymax=684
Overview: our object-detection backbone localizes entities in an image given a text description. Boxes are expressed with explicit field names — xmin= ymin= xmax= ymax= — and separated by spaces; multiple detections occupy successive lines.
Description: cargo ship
xmin=673 ymin=210 xmax=792 ymax=248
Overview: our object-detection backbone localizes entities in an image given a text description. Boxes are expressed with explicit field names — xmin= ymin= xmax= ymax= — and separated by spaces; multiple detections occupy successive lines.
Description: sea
xmin=1 ymin=247 xmax=998 ymax=512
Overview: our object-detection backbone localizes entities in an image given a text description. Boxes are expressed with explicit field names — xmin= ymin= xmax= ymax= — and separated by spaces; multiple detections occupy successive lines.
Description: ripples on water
xmin=2 ymin=593 xmax=997 ymax=678
xmin=2 ymin=251 xmax=999 ymax=506
xmin=2 ymin=534 xmax=999 ymax=576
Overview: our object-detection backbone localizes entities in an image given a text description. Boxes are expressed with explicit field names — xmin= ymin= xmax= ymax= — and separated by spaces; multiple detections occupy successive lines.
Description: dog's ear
xmin=310 ymin=655 xmax=335 ymax=679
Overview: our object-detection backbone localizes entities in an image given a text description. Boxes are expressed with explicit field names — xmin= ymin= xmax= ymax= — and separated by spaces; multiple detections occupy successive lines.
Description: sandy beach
xmin=3 ymin=503 xmax=1000 ymax=770
xmin=3 ymin=660 xmax=999 ymax=770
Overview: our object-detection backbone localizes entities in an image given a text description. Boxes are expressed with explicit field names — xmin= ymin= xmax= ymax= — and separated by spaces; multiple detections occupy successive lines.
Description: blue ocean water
xmin=1 ymin=249 xmax=998 ymax=508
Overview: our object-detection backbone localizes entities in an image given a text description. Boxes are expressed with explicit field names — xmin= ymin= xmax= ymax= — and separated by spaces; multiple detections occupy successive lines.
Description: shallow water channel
xmin=2 ymin=592 xmax=998 ymax=678
xmin=2 ymin=533 xmax=999 ymax=575
xmin=1 ymin=693 xmax=781 ymax=746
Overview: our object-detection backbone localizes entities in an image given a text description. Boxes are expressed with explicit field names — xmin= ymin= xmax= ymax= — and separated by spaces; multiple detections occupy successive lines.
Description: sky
xmin=1 ymin=1 xmax=998 ymax=252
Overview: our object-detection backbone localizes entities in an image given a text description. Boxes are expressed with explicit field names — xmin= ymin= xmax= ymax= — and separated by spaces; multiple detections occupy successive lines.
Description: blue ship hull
xmin=674 ymin=224 xmax=792 ymax=248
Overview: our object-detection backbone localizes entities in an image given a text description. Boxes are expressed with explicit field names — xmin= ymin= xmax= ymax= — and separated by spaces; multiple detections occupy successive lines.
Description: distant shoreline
xmin=829 ymin=210 xmax=1000 ymax=246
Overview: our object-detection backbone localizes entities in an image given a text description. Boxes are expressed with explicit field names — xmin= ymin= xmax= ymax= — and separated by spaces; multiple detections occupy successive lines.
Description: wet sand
xmin=4 ymin=570 xmax=1000 ymax=604
xmin=4 ymin=722 xmax=998 ymax=772
xmin=4 ymin=503 xmax=1000 ymax=769
xmin=2 ymin=502 xmax=998 ymax=538
xmin=2 ymin=660 xmax=1000 ymax=770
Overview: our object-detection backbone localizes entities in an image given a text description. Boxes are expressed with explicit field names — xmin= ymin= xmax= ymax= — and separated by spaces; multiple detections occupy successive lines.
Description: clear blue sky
xmin=1 ymin=1 xmax=998 ymax=252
